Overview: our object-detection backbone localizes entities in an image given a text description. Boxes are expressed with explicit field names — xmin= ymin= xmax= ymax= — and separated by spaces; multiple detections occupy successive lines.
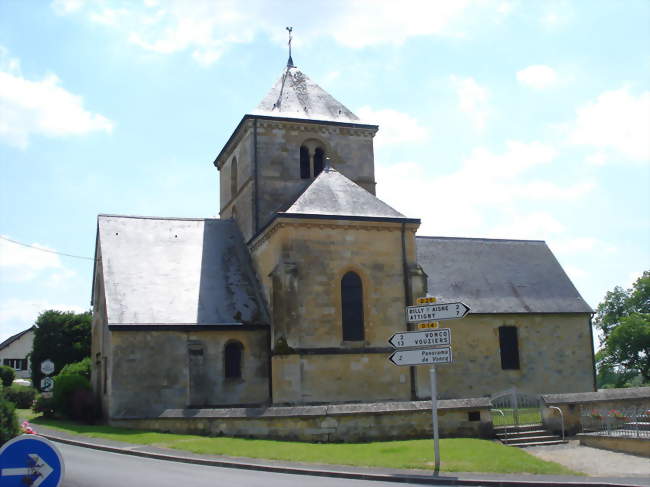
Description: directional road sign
xmin=40 ymin=360 xmax=54 ymax=376
xmin=40 ymin=377 xmax=54 ymax=393
xmin=406 ymin=302 xmax=470 ymax=323
xmin=388 ymin=329 xmax=451 ymax=349
xmin=388 ymin=347 xmax=453 ymax=366
xmin=0 ymin=434 xmax=64 ymax=487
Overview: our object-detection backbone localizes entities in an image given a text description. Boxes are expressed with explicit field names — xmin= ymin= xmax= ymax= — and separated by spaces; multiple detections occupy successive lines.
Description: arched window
xmin=300 ymin=145 xmax=310 ymax=179
xmin=224 ymin=341 xmax=243 ymax=379
xmin=341 ymin=271 xmax=364 ymax=341
xmin=230 ymin=157 xmax=238 ymax=198
xmin=314 ymin=147 xmax=324 ymax=177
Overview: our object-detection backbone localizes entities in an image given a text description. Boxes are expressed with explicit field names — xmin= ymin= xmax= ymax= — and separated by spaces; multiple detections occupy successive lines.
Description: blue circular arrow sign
xmin=0 ymin=435 xmax=64 ymax=487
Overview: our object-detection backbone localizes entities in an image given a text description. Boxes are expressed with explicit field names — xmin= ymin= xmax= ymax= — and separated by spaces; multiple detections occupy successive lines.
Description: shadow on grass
xmin=30 ymin=416 xmax=159 ymax=438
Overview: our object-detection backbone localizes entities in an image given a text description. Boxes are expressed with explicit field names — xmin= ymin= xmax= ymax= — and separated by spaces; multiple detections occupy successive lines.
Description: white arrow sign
xmin=388 ymin=347 xmax=453 ymax=366
xmin=388 ymin=329 xmax=451 ymax=349
xmin=1 ymin=453 xmax=54 ymax=487
xmin=406 ymin=302 xmax=470 ymax=323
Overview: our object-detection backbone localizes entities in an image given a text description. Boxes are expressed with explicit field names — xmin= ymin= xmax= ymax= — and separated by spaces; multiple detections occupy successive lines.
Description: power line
xmin=0 ymin=235 xmax=96 ymax=261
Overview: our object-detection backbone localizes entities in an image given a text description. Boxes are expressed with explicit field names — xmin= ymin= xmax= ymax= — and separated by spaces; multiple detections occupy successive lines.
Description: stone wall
xmin=577 ymin=434 xmax=650 ymax=458
xmin=415 ymin=313 xmax=594 ymax=400
xmin=542 ymin=387 xmax=650 ymax=435
xmin=217 ymin=118 xmax=378 ymax=242
xmin=251 ymin=217 xmax=419 ymax=405
xmin=107 ymin=329 xmax=270 ymax=418
xmin=109 ymin=399 xmax=492 ymax=442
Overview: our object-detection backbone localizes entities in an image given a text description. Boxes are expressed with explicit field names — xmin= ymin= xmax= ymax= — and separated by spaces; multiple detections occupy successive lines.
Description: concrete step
xmin=501 ymin=435 xmax=563 ymax=445
xmin=516 ymin=440 xmax=568 ymax=447
xmin=497 ymin=430 xmax=549 ymax=437
xmin=494 ymin=423 xmax=544 ymax=434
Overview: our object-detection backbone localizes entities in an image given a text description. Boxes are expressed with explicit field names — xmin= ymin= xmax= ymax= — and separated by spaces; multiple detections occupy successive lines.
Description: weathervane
xmin=286 ymin=26 xmax=295 ymax=68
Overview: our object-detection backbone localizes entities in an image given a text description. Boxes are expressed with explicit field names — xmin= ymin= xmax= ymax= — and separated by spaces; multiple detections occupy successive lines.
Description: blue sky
xmin=1 ymin=0 xmax=648 ymax=343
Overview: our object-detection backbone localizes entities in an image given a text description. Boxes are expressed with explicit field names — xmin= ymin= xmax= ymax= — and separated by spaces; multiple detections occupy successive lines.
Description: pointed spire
xmin=286 ymin=26 xmax=295 ymax=68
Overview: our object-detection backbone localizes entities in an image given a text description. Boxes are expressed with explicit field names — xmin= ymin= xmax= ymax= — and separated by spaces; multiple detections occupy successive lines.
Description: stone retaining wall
xmin=577 ymin=433 xmax=650 ymax=458
xmin=109 ymin=398 xmax=492 ymax=442
xmin=542 ymin=387 xmax=650 ymax=436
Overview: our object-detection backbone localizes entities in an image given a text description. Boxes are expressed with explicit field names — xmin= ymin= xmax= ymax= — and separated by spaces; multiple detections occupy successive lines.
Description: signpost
xmin=388 ymin=346 xmax=452 ymax=366
xmin=406 ymin=302 xmax=470 ymax=323
xmin=40 ymin=377 xmax=54 ymax=393
xmin=40 ymin=360 xmax=54 ymax=376
xmin=389 ymin=297 xmax=470 ymax=475
xmin=0 ymin=435 xmax=64 ymax=487
xmin=388 ymin=329 xmax=451 ymax=349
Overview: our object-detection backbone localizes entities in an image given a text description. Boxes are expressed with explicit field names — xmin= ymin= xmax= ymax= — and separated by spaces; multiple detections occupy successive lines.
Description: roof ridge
xmin=416 ymin=235 xmax=546 ymax=244
xmin=97 ymin=214 xmax=222 ymax=222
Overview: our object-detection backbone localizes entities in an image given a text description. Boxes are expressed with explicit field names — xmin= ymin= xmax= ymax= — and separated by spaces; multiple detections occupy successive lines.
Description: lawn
xmin=16 ymin=409 xmax=578 ymax=475
xmin=492 ymin=407 xmax=542 ymax=426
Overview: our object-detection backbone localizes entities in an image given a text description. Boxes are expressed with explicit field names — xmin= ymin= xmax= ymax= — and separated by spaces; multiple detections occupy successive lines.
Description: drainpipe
xmin=401 ymin=222 xmax=416 ymax=400
xmin=589 ymin=314 xmax=597 ymax=391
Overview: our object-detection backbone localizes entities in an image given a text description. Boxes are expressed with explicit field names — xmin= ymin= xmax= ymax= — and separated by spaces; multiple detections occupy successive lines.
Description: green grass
xmin=16 ymin=409 xmax=578 ymax=475
xmin=492 ymin=408 xmax=542 ymax=426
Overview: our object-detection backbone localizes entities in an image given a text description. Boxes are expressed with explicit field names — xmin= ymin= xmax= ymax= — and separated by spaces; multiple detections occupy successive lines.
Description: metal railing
xmin=580 ymin=406 xmax=650 ymax=438
xmin=548 ymin=406 xmax=565 ymax=441
xmin=491 ymin=409 xmax=510 ymax=440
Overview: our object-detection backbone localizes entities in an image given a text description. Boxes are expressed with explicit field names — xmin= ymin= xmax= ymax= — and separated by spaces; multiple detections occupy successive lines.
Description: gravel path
xmin=526 ymin=440 xmax=650 ymax=478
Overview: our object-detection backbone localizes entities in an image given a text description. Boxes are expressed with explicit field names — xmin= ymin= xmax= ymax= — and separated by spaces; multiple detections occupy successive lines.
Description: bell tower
xmin=213 ymin=50 xmax=379 ymax=242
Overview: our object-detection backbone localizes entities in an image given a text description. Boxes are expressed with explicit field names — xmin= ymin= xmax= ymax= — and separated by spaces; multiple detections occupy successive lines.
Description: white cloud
xmin=376 ymin=140 xmax=593 ymax=237
xmin=0 ymin=48 xmax=113 ymax=148
xmin=585 ymin=152 xmax=607 ymax=166
xmin=356 ymin=107 xmax=428 ymax=146
xmin=0 ymin=236 xmax=63 ymax=281
xmin=516 ymin=65 xmax=558 ymax=90
xmin=449 ymin=75 xmax=489 ymax=131
xmin=0 ymin=298 xmax=86 ymax=342
xmin=551 ymin=237 xmax=616 ymax=256
xmin=52 ymin=0 xmax=506 ymax=65
xmin=51 ymin=0 xmax=85 ymax=15
xmin=569 ymin=87 xmax=650 ymax=162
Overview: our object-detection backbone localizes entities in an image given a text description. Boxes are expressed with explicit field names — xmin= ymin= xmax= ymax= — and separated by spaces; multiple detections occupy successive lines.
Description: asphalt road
xmin=57 ymin=443 xmax=448 ymax=487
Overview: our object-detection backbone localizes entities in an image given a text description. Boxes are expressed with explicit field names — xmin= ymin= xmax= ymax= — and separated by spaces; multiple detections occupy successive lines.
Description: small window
xmin=341 ymin=271 xmax=364 ymax=341
xmin=498 ymin=326 xmax=520 ymax=370
xmin=314 ymin=147 xmax=324 ymax=177
xmin=300 ymin=146 xmax=310 ymax=179
xmin=468 ymin=411 xmax=481 ymax=422
xmin=3 ymin=358 xmax=27 ymax=370
xmin=225 ymin=341 xmax=243 ymax=379
xmin=230 ymin=157 xmax=238 ymax=198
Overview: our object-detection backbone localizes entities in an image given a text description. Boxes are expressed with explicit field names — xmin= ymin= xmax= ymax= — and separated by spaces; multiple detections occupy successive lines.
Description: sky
xmin=0 ymin=0 xmax=648 ymax=343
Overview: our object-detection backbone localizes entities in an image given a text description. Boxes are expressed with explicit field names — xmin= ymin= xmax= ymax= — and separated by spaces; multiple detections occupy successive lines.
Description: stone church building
xmin=91 ymin=55 xmax=595 ymax=434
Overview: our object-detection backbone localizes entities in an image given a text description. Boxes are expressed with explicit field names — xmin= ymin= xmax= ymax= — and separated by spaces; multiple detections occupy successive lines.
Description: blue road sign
xmin=0 ymin=435 xmax=64 ymax=487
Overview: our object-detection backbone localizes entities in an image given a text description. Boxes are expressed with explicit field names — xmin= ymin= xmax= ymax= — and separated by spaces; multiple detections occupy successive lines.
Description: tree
xmin=30 ymin=310 xmax=92 ymax=387
xmin=594 ymin=271 xmax=650 ymax=385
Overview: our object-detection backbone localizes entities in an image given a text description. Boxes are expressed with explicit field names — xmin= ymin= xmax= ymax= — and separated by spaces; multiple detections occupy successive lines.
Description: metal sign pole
xmin=430 ymin=365 xmax=440 ymax=474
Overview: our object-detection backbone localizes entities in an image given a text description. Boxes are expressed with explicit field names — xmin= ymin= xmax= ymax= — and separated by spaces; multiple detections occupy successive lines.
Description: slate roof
xmin=252 ymin=66 xmax=361 ymax=123
xmin=0 ymin=326 xmax=34 ymax=351
xmin=96 ymin=215 xmax=269 ymax=326
xmin=282 ymin=166 xmax=410 ymax=220
xmin=416 ymin=236 xmax=593 ymax=314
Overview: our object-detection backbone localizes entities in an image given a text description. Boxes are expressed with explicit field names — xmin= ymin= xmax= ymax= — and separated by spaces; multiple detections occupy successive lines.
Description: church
xmin=90 ymin=51 xmax=595 ymax=437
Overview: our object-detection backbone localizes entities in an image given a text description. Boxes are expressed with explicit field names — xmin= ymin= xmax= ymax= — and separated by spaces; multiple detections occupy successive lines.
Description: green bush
xmin=0 ymin=365 xmax=15 ymax=387
xmin=4 ymin=385 xmax=37 ymax=409
xmin=53 ymin=373 xmax=91 ymax=419
xmin=58 ymin=357 xmax=91 ymax=380
xmin=0 ymin=390 xmax=19 ymax=444
xmin=33 ymin=394 xmax=56 ymax=418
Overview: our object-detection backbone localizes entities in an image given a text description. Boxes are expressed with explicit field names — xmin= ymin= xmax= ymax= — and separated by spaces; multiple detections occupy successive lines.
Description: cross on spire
xmin=286 ymin=26 xmax=295 ymax=68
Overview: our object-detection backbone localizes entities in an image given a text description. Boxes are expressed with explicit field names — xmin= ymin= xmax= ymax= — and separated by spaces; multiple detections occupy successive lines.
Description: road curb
xmin=41 ymin=433 xmax=644 ymax=487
